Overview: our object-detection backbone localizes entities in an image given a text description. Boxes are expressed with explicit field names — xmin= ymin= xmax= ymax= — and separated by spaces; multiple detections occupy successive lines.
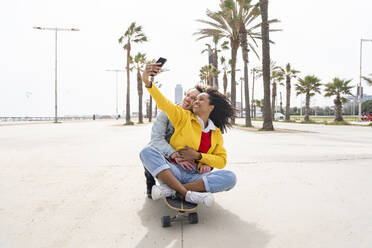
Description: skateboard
xmin=161 ymin=194 xmax=198 ymax=227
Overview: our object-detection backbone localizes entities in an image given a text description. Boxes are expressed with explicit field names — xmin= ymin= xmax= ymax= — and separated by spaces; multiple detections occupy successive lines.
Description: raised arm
xmin=142 ymin=64 xmax=187 ymax=128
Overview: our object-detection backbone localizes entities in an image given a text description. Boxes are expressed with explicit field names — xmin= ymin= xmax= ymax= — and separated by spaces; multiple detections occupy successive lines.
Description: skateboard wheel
xmin=188 ymin=213 xmax=198 ymax=224
xmin=161 ymin=216 xmax=171 ymax=227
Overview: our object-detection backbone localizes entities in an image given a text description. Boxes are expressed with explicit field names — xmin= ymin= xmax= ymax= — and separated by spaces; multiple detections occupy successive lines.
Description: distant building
xmin=175 ymin=84 xmax=183 ymax=105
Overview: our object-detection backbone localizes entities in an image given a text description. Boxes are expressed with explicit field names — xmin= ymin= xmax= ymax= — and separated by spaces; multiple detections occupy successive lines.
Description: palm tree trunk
xmin=305 ymin=93 xmax=310 ymax=122
xmin=240 ymin=22 xmax=252 ymax=127
xmin=251 ymin=72 xmax=255 ymax=117
xmin=125 ymin=42 xmax=131 ymax=124
xmin=285 ymin=75 xmax=291 ymax=120
xmin=280 ymin=92 xmax=283 ymax=114
xmin=260 ymin=0 xmax=273 ymax=130
xmin=272 ymin=82 xmax=276 ymax=118
xmin=137 ymin=70 xmax=143 ymax=124
xmin=213 ymin=45 xmax=219 ymax=89
xmin=149 ymin=96 xmax=153 ymax=122
xmin=243 ymin=62 xmax=252 ymax=126
xmin=230 ymin=39 xmax=239 ymax=124
xmin=334 ymin=96 xmax=343 ymax=121
xmin=223 ymin=72 xmax=228 ymax=95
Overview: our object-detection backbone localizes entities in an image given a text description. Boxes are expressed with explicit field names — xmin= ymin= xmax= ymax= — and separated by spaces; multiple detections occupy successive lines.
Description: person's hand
xmin=178 ymin=145 xmax=202 ymax=161
xmin=142 ymin=63 xmax=162 ymax=87
xmin=170 ymin=151 xmax=179 ymax=160
xmin=199 ymin=164 xmax=211 ymax=174
xmin=174 ymin=157 xmax=195 ymax=171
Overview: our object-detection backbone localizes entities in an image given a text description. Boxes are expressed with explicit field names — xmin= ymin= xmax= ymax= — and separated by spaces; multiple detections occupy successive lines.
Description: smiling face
xmin=181 ymin=88 xmax=200 ymax=110
xmin=192 ymin=92 xmax=214 ymax=116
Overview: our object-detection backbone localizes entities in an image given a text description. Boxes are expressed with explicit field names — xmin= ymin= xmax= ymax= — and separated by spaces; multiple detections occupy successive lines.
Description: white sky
xmin=1 ymin=0 xmax=372 ymax=116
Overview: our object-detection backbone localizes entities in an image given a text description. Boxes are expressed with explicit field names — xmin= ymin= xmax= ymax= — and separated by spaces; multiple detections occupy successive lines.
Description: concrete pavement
xmin=0 ymin=119 xmax=372 ymax=248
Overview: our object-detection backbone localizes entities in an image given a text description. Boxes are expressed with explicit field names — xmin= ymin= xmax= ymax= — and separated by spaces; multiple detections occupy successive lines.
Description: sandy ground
xmin=0 ymin=119 xmax=372 ymax=248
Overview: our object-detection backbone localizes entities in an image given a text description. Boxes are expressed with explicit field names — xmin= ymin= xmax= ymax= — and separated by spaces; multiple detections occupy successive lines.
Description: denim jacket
xmin=149 ymin=110 xmax=175 ymax=158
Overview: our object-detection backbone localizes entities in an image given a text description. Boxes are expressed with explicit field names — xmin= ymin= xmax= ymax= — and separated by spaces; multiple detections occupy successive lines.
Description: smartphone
xmin=152 ymin=57 xmax=167 ymax=75
xmin=156 ymin=57 xmax=167 ymax=67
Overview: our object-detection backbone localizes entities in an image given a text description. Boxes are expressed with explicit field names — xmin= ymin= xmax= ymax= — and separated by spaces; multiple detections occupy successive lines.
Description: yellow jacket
xmin=147 ymin=84 xmax=227 ymax=169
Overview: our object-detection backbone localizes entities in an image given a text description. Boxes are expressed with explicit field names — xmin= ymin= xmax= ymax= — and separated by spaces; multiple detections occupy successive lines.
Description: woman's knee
xmin=224 ymin=170 xmax=237 ymax=190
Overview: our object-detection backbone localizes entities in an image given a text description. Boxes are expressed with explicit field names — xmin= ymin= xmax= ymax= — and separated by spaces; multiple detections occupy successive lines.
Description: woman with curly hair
xmin=139 ymin=63 xmax=237 ymax=207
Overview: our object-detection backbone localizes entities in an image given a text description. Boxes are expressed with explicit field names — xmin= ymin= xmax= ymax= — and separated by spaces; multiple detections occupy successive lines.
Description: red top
xmin=170 ymin=130 xmax=212 ymax=164
xmin=197 ymin=131 xmax=212 ymax=153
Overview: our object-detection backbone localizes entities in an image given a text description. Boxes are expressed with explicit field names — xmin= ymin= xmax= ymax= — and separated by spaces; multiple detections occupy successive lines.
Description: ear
xmin=209 ymin=105 xmax=215 ymax=112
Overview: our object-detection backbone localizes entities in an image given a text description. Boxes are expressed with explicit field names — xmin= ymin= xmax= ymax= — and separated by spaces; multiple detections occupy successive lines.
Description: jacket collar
xmin=196 ymin=116 xmax=216 ymax=133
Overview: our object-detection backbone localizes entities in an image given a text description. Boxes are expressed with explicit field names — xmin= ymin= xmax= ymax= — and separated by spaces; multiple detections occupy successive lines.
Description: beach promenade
xmin=1 ymin=119 xmax=372 ymax=248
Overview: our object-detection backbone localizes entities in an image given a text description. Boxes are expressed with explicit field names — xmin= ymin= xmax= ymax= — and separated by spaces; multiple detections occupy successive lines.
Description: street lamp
xmin=358 ymin=38 xmax=372 ymax=118
xmin=105 ymin=69 xmax=125 ymax=118
xmin=33 ymin=26 xmax=79 ymax=123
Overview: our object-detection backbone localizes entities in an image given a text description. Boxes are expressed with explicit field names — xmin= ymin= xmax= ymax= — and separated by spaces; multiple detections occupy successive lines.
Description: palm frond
xmin=248 ymin=42 xmax=260 ymax=59
xmin=196 ymin=19 xmax=224 ymax=31
xmin=362 ymin=76 xmax=372 ymax=86
xmin=195 ymin=28 xmax=226 ymax=41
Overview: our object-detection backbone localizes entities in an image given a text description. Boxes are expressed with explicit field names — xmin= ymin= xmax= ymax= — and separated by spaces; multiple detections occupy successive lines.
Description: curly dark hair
xmin=205 ymin=87 xmax=236 ymax=133
xmin=194 ymin=84 xmax=207 ymax=93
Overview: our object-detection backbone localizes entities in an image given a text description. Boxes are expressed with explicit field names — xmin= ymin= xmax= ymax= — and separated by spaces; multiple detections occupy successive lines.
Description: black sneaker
xmin=144 ymin=169 xmax=155 ymax=199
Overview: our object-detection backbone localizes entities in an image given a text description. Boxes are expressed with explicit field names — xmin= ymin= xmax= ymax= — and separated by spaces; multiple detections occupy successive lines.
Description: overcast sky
xmin=1 ymin=0 xmax=372 ymax=117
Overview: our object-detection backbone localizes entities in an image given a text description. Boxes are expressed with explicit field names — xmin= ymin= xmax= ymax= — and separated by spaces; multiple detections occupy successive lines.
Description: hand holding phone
xmin=151 ymin=57 xmax=167 ymax=76
xmin=142 ymin=58 xmax=167 ymax=86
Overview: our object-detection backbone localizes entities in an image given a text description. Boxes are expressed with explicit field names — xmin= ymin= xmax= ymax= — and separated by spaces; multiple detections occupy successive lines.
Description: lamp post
xmin=106 ymin=69 xmax=125 ymax=118
xmin=359 ymin=38 xmax=372 ymax=118
xmin=33 ymin=26 xmax=79 ymax=123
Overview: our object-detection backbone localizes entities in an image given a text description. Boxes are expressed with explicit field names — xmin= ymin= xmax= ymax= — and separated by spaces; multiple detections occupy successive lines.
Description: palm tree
xmin=118 ymin=22 xmax=147 ymax=125
xmin=256 ymin=60 xmax=281 ymax=119
xmin=195 ymin=2 xmax=241 ymax=124
xmin=220 ymin=56 xmax=229 ymax=95
xmin=253 ymin=99 xmax=264 ymax=117
xmin=226 ymin=0 xmax=260 ymax=127
xmin=201 ymin=37 xmax=229 ymax=89
xmin=196 ymin=0 xmax=279 ymax=125
xmin=234 ymin=0 xmax=279 ymax=126
xmin=279 ymin=63 xmax=300 ymax=121
xmin=279 ymin=91 xmax=283 ymax=113
xmin=259 ymin=0 xmax=273 ymax=130
xmin=238 ymin=77 xmax=244 ymax=117
xmin=271 ymin=70 xmax=284 ymax=117
xmin=295 ymin=75 xmax=322 ymax=122
xmin=199 ymin=64 xmax=219 ymax=86
xmin=199 ymin=66 xmax=208 ymax=84
xmin=251 ymin=67 xmax=260 ymax=117
xmin=131 ymin=52 xmax=146 ymax=124
xmin=324 ymin=77 xmax=353 ymax=122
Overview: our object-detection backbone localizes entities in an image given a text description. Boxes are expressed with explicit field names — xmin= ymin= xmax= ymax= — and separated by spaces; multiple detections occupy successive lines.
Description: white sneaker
xmin=151 ymin=184 xmax=176 ymax=200
xmin=185 ymin=191 xmax=214 ymax=207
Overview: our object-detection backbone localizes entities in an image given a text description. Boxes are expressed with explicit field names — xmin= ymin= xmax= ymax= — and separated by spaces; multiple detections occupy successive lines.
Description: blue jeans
xmin=139 ymin=146 xmax=237 ymax=193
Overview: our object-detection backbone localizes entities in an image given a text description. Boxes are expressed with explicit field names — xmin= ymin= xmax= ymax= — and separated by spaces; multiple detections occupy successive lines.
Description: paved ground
xmin=0 ymin=119 xmax=372 ymax=248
